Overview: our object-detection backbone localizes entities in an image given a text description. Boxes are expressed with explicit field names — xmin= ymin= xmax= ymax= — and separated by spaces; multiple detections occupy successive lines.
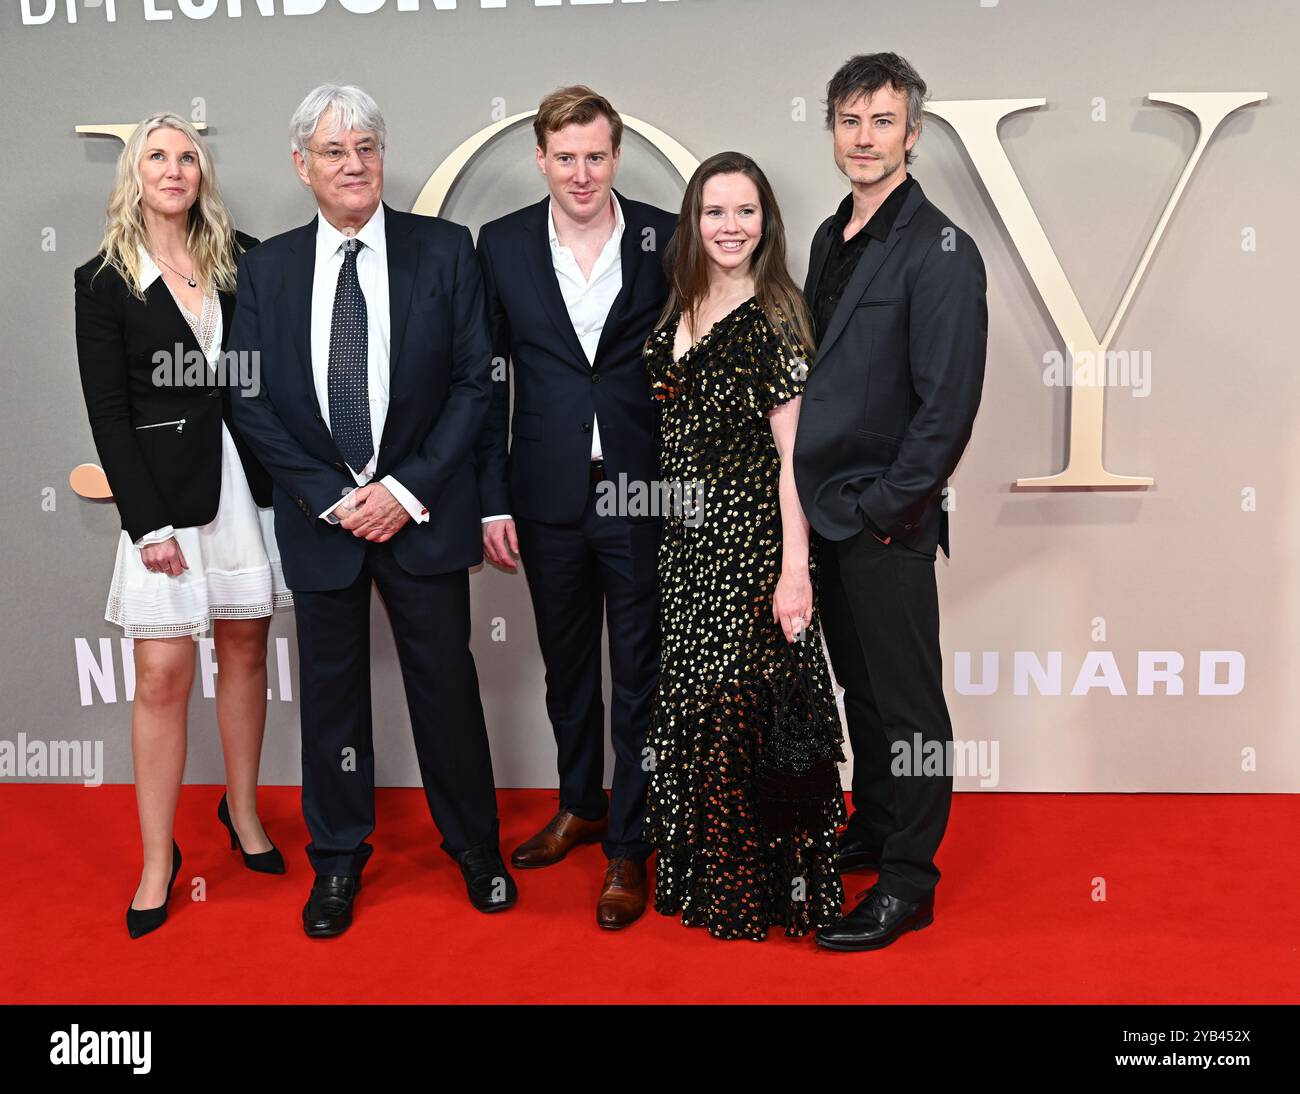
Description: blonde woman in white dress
xmin=74 ymin=113 xmax=292 ymax=939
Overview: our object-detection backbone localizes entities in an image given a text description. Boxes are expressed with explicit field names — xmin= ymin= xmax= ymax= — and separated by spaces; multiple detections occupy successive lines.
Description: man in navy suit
xmin=474 ymin=87 xmax=676 ymax=928
xmin=229 ymin=84 xmax=514 ymax=937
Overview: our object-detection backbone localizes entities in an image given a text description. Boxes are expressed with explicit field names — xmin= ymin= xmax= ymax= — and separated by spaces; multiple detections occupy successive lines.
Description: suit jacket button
xmin=592 ymin=373 xmax=601 ymax=383
xmin=582 ymin=423 xmax=591 ymax=433
xmin=904 ymin=523 xmax=914 ymax=530
xmin=334 ymin=462 xmax=345 ymax=472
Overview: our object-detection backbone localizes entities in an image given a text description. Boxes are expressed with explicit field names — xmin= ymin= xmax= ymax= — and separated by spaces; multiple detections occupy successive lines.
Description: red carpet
xmin=2 ymin=787 xmax=1296 ymax=1004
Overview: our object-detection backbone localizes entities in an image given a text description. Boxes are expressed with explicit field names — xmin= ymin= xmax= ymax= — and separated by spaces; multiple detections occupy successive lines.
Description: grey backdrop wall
xmin=2 ymin=0 xmax=1296 ymax=792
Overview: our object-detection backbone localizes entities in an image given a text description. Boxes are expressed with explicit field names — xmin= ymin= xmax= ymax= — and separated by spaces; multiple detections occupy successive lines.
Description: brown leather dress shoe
xmin=510 ymin=809 xmax=607 ymax=869
xmin=596 ymin=856 xmax=646 ymax=930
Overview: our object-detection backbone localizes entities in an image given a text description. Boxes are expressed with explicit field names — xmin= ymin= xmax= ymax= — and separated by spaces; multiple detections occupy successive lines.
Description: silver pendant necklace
xmin=154 ymin=252 xmax=197 ymax=288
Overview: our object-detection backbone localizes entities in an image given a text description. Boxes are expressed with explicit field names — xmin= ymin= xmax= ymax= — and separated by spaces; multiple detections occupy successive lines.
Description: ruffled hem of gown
xmin=646 ymin=687 xmax=846 ymax=941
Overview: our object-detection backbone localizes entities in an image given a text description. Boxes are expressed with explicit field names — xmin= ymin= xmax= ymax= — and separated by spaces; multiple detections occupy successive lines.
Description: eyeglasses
xmin=305 ymin=142 xmax=384 ymax=165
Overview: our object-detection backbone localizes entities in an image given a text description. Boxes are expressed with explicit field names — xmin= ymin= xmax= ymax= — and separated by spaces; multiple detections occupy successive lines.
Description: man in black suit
xmin=474 ymin=87 xmax=676 ymax=928
xmin=793 ymin=54 xmax=987 ymax=951
xmin=229 ymin=84 xmax=514 ymax=936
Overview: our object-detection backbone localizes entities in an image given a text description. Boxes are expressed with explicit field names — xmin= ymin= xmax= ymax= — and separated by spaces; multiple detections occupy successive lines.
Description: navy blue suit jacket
xmin=473 ymin=191 xmax=677 ymax=524
xmin=228 ymin=203 xmax=494 ymax=591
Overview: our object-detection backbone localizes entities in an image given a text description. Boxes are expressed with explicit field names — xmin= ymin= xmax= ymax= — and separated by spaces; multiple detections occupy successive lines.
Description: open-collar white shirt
xmin=481 ymin=192 xmax=624 ymax=525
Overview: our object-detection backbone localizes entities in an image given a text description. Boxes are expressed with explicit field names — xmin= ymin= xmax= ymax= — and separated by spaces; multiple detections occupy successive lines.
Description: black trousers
xmin=513 ymin=481 xmax=659 ymax=861
xmin=817 ymin=528 xmax=953 ymax=902
xmin=292 ymin=540 xmax=500 ymax=877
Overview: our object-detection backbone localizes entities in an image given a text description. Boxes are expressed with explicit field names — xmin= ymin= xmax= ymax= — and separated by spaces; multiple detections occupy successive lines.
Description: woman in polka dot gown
xmin=643 ymin=153 xmax=846 ymax=941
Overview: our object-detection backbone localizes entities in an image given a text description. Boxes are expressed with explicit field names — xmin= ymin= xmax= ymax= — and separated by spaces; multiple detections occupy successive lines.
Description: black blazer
xmin=793 ymin=180 xmax=987 ymax=557
xmin=473 ymin=191 xmax=677 ymax=524
xmin=73 ymin=231 xmax=272 ymax=543
xmin=228 ymin=203 xmax=494 ymax=592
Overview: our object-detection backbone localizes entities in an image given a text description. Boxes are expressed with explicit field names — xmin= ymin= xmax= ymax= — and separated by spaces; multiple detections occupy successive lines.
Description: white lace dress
xmin=104 ymin=282 xmax=292 ymax=639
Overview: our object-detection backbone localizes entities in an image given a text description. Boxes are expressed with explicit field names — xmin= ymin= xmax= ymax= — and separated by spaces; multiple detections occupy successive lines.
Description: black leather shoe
xmin=456 ymin=845 xmax=517 ymax=913
xmin=834 ymin=831 xmax=883 ymax=872
xmin=126 ymin=841 xmax=182 ymax=940
xmin=217 ymin=792 xmax=286 ymax=874
xmin=816 ymin=885 xmax=934 ymax=951
xmin=303 ymin=875 xmax=360 ymax=937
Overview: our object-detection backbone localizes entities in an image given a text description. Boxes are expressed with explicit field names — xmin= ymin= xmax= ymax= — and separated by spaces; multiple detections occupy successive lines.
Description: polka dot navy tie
xmin=327 ymin=237 xmax=373 ymax=476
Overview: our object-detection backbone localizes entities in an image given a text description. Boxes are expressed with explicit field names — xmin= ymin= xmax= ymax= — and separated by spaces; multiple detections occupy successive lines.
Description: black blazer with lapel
xmin=473 ymin=191 xmax=678 ymax=524
xmin=73 ymin=231 xmax=272 ymax=544
xmin=793 ymin=180 xmax=987 ymax=557
xmin=227 ymin=203 xmax=494 ymax=592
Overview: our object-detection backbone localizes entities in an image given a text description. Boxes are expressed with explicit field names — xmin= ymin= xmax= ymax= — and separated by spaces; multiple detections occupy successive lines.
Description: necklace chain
xmin=153 ymin=251 xmax=197 ymax=288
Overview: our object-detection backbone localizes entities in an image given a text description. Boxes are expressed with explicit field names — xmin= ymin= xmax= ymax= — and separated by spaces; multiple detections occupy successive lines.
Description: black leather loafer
xmin=303 ymin=874 xmax=360 ymax=938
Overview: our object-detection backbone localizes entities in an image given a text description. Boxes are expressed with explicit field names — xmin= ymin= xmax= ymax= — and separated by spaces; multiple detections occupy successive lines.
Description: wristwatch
xmin=324 ymin=486 xmax=359 ymax=525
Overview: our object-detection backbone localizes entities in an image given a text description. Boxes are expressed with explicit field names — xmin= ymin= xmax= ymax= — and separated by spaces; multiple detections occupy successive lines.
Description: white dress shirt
xmin=310 ymin=203 xmax=427 ymax=526
xmin=482 ymin=192 xmax=625 ymax=525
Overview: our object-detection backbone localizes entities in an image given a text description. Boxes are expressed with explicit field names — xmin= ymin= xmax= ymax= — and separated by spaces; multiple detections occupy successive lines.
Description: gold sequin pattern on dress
xmin=643 ymin=297 xmax=846 ymax=942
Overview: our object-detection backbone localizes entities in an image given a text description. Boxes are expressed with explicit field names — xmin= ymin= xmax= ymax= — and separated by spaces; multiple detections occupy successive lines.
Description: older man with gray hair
xmin=229 ymin=84 xmax=514 ymax=936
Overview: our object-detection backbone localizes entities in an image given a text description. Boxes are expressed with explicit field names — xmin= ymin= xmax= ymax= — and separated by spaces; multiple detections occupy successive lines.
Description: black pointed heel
xmin=217 ymin=792 xmax=285 ymax=874
xmin=126 ymin=840 xmax=182 ymax=939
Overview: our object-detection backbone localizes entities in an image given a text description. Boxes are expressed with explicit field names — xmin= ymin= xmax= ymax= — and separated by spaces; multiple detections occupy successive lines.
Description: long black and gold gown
xmin=642 ymin=296 xmax=846 ymax=942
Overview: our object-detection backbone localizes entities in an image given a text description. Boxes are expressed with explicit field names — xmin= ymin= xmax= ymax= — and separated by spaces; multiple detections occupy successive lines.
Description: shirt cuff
xmin=481 ymin=514 xmax=512 ymax=524
xmin=319 ymin=490 xmax=356 ymax=524
xmin=134 ymin=525 xmax=176 ymax=548
xmin=382 ymin=475 xmax=429 ymax=524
